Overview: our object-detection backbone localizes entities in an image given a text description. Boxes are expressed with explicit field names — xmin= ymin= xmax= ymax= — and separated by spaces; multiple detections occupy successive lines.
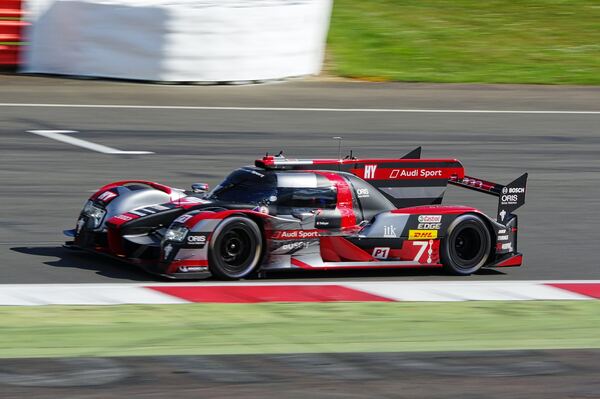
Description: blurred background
xmin=1 ymin=0 xmax=598 ymax=83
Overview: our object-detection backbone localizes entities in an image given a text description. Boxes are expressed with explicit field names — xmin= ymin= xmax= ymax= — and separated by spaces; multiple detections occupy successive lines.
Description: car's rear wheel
xmin=208 ymin=216 xmax=262 ymax=280
xmin=441 ymin=214 xmax=491 ymax=275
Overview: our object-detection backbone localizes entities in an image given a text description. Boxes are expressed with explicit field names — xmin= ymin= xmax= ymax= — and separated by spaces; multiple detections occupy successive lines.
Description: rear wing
xmin=449 ymin=173 xmax=528 ymax=224
xmin=256 ymin=147 xmax=464 ymax=209
xmin=255 ymin=148 xmax=527 ymax=221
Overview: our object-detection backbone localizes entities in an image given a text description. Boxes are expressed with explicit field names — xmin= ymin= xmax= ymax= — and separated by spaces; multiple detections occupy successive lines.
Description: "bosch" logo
xmin=503 ymin=187 xmax=524 ymax=194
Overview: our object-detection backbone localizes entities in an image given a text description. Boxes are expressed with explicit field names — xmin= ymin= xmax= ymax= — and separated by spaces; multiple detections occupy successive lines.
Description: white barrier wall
xmin=22 ymin=0 xmax=333 ymax=82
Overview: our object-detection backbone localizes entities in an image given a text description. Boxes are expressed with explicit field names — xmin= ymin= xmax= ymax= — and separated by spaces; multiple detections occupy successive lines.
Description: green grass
xmin=1 ymin=301 xmax=600 ymax=358
xmin=327 ymin=0 xmax=600 ymax=84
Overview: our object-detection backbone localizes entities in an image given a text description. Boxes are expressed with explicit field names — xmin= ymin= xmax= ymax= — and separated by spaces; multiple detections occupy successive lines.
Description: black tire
xmin=441 ymin=214 xmax=491 ymax=275
xmin=208 ymin=216 xmax=263 ymax=280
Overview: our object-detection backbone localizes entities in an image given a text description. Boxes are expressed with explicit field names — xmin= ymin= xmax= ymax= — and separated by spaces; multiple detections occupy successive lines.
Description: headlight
xmin=164 ymin=226 xmax=189 ymax=242
xmin=82 ymin=200 xmax=95 ymax=214
xmin=82 ymin=201 xmax=106 ymax=228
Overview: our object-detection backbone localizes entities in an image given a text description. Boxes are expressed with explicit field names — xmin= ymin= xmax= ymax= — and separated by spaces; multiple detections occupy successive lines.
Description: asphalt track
xmin=1 ymin=75 xmax=599 ymax=283
xmin=1 ymin=350 xmax=599 ymax=398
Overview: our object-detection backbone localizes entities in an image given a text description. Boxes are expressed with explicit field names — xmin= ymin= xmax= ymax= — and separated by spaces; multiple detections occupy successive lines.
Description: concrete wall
xmin=22 ymin=0 xmax=333 ymax=82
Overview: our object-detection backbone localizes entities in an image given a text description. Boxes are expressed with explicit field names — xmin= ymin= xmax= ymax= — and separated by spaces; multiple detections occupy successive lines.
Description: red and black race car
xmin=65 ymin=148 xmax=527 ymax=280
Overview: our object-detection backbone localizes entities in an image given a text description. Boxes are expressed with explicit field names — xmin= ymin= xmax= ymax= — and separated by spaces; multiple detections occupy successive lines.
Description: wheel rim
xmin=218 ymin=227 xmax=253 ymax=274
xmin=450 ymin=224 xmax=486 ymax=269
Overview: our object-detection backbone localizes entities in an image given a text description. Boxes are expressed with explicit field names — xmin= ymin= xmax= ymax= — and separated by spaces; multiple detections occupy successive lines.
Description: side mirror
xmin=291 ymin=210 xmax=315 ymax=221
xmin=191 ymin=183 xmax=209 ymax=194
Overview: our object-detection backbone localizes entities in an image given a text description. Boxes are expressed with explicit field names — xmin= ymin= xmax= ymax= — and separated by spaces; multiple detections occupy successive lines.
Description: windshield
xmin=206 ymin=168 xmax=277 ymax=205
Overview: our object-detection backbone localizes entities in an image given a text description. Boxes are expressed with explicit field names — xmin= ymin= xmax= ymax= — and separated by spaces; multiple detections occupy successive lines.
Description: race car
xmin=64 ymin=148 xmax=527 ymax=280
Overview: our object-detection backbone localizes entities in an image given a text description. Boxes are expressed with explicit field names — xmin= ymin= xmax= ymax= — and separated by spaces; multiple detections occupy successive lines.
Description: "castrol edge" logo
xmin=418 ymin=215 xmax=442 ymax=223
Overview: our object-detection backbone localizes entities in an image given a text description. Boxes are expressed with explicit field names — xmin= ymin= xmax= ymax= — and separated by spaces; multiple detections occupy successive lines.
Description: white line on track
xmin=2 ymin=103 xmax=600 ymax=114
xmin=29 ymin=130 xmax=154 ymax=154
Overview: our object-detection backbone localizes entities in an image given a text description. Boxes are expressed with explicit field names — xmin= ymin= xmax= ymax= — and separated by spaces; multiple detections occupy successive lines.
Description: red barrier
xmin=0 ymin=0 xmax=23 ymax=18
xmin=0 ymin=20 xmax=26 ymax=40
xmin=0 ymin=45 xmax=19 ymax=65
xmin=0 ymin=0 xmax=25 ymax=67
xmin=0 ymin=0 xmax=23 ymax=6
xmin=0 ymin=8 xmax=21 ymax=17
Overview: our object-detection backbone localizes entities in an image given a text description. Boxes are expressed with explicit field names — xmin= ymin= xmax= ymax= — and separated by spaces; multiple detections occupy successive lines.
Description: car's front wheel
xmin=440 ymin=214 xmax=491 ymax=275
xmin=208 ymin=216 xmax=263 ymax=280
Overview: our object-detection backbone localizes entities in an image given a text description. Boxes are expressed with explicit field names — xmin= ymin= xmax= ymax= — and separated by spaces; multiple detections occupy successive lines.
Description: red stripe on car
xmin=314 ymin=171 xmax=356 ymax=228
xmin=320 ymin=236 xmax=374 ymax=262
xmin=494 ymin=254 xmax=523 ymax=267
xmin=350 ymin=167 xmax=465 ymax=181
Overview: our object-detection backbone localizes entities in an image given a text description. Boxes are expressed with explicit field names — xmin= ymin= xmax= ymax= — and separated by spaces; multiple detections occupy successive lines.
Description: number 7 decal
xmin=412 ymin=241 xmax=429 ymax=262
xmin=403 ymin=240 xmax=439 ymax=264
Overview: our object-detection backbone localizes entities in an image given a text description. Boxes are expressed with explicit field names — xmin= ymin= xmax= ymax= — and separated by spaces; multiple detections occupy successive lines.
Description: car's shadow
xmin=258 ymin=266 xmax=505 ymax=280
xmin=10 ymin=246 xmax=505 ymax=282
xmin=10 ymin=246 xmax=156 ymax=282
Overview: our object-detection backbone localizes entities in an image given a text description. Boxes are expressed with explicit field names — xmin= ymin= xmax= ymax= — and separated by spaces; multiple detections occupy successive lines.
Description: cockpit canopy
xmin=206 ymin=167 xmax=338 ymax=210
xmin=207 ymin=168 xmax=278 ymax=205
xmin=206 ymin=167 xmax=396 ymax=223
